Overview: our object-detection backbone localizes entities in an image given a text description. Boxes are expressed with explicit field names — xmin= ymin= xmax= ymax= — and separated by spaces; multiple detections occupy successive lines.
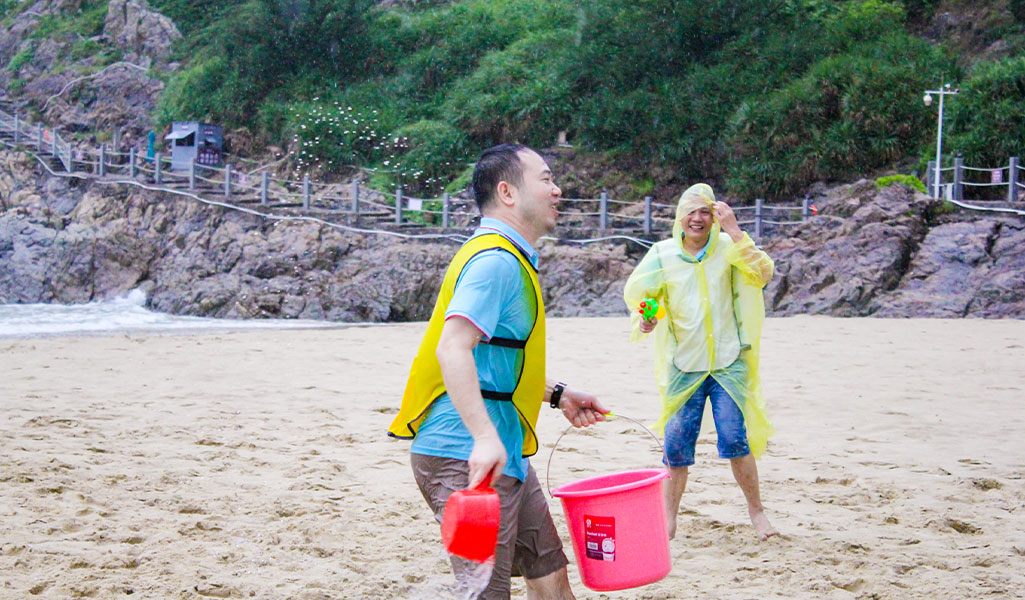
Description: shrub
xmin=443 ymin=30 xmax=576 ymax=148
xmin=947 ymin=56 xmax=1025 ymax=168
xmin=6 ymin=47 xmax=33 ymax=72
xmin=876 ymin=174 xmax=926 ymax=193
xmin=159 ymin=0 xmax=378 ymax=129
xmin=386 ymin=119 xmax=469 ymax=196
xmin=288 ymin=98 xmax=395 ymax=172
xmin=388 ymin=0 xmax=575 ymax=100
xmin=149 ymin=0 xmax=247 ymax=36
xmin=726 ymin=32 xmax=955 ymax=199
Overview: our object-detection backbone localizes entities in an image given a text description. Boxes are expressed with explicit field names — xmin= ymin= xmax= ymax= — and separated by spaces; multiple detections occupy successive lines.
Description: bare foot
xmin=666 ymin=511 xmax=677 ymax=540
xmin=749 ymin=508 xmax=777 ymax=540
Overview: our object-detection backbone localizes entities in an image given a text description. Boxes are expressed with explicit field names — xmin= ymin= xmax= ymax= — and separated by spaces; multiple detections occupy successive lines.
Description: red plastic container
xmin=441 ymin=484 xmax=500 ymax=562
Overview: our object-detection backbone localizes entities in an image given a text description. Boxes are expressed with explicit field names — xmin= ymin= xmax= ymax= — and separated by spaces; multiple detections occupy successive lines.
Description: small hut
xmin=164 ymin=121 xmax=223 ymax=170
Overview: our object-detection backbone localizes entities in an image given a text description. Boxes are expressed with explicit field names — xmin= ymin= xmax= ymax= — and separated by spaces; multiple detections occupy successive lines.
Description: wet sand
xmin=2 ymin=317 xmax=1024 ymax=599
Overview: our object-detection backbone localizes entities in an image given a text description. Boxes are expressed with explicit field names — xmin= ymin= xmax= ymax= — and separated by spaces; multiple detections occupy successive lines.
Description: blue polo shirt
xmin=410 ymin=218 xmax=540 ymax=482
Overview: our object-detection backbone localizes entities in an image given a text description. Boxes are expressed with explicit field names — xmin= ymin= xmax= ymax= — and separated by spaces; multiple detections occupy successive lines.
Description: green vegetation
xmin=6 ymin=46 xmax=33 ymax=72
xmin=0 ymin=0 xmax=30 ymax=24
xmin=947 ymin=56 xmax=1025 ymax=168
xmin=876 ymin=174 xmax=927 ymax=193
xmin=30 ymin=0 xmax=108 ymax=39
xmin=11 ymin=0 xmax=1020 ymax=199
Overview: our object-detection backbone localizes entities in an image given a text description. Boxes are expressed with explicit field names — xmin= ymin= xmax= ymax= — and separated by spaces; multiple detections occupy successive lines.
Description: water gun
xmin=638 ymin=298 xmax=665 ymax=321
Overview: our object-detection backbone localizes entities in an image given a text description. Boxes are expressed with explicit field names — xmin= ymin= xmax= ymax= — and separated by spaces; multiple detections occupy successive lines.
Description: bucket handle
xmin=545 ymin=413 xmax=666 ymax=498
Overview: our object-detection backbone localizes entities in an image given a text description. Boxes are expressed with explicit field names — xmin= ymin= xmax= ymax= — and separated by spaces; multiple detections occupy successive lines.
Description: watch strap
xmin=549 ymin=382 xmax=567 ymax=409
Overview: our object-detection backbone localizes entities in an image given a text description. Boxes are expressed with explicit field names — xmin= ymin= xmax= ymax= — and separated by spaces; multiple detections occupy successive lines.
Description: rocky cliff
xmin=0 ymin=0 xmax=175 ymax=152
xmin=1 ymin=2 xmax=1022 ymax=321
xmin=2 ymin=146 xmax=1023 ymax=320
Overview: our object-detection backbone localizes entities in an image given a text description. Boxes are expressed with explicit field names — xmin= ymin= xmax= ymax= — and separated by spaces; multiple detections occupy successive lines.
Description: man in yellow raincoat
xmin=623 ymin=183 xmax=777 ymax=540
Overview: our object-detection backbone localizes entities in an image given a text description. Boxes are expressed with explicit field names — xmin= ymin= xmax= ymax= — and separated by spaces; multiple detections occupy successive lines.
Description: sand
xmin=1 ymin=316 xmax=1024 ymax=600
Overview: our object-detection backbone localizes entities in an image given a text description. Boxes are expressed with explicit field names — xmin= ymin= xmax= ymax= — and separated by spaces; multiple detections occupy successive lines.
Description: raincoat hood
xmin=673 ymin=183 xmax=720 ymax=243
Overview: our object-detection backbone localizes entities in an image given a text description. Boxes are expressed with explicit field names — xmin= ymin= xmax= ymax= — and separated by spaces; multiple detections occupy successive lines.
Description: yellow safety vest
xmin=387 ymin=233 xmax=547 ymax=457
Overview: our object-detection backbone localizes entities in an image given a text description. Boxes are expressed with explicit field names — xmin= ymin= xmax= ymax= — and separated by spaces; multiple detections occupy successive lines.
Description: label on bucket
xmin=583 ymin=515 xmax=615 ymax=562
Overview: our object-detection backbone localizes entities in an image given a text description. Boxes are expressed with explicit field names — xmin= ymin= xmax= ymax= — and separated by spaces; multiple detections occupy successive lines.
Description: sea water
xmin=0 ymin=289 xmax=343 ymax=339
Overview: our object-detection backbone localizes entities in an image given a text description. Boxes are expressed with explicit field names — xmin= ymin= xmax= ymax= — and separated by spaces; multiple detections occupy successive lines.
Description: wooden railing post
xmin=261 ymin=172 xmax=269 ymax=205
xmin=224 ymin=163 xmax=232 ymax=198
xmin=953 ymin=155 xmax=964 ymax=201
xmin=599 ymin=191 xmax=608 ymax=231
xmin=802 ymin=195 xmax=810 ymax=221
xmin=302 ymin=175 xmax=311 ymax=209
xmin=99 ymin=144 xmax=106 ymax=176
xmin=37 ymin=126 xmax=44 ymax=152
xmin=643 ymin=196 xmax=652 ymax=235
xmin=1009 ymin=157 xmax=1019 ymax=203
xmin=350 ymin=180 xmax=360 ymax=215
xmin=189 ymin=159 xmax=196 ymax=190
xmin=13 ymin=114 xmax=19 ymax=144
xmin=395 ymin=186 xmax=403 ymax=224
xmin=754 ymin=198 xmax=763 ymax=239
xmin=129 ymin=147 xmax=137 ymax=177
xmin=442 ymin=192 xmax=451 ymax=228
xmin=154 ymin=151 xmax=162 ymax=184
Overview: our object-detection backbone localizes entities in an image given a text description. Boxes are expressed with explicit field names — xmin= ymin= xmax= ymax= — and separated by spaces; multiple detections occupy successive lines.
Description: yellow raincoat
xmin=623 ymin=184 xmax=775 ymax=458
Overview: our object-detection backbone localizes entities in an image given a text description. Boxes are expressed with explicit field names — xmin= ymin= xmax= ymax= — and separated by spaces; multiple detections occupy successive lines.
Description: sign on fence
xmin=991 ymin=169 xmax=1003 ymax=184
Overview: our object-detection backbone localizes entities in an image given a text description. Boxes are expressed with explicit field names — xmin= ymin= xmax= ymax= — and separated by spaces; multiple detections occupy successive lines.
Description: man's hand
xmin=639 ymin=316 xmax=657 ymax=333
xmin=713 ymin=201 xmax=744 ymax=241
xmin=467 ymin=432 xmax=506 ymax=489
xmin=558 ymin=386 xmax=610 ymax=428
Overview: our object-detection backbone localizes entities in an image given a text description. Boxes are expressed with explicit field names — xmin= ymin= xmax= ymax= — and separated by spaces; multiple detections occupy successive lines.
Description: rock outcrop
xmin=0 ymin=0 xmax=172 ymax=151
xmin=1 ymin=147 xmax=1023 ymax=320
xmin=104 ymin=0 xmax=183 ymax=65
xmin=760 ymin=181 xmax=1025 ymax=318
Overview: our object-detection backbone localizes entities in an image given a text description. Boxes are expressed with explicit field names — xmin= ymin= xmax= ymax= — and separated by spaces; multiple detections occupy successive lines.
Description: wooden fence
xmin=1 ymin=104 xmax=822 ymax=240
xmin=926 ymin=157 xmax=1025 ymax=203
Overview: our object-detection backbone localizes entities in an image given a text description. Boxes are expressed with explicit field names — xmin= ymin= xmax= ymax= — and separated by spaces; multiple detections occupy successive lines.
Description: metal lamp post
xmin=923 ymin=83 xmax=959 ymax=200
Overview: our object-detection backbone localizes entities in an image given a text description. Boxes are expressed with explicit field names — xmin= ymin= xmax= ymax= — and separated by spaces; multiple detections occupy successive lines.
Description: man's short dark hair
xmin=472 ymin=143 xmax=532 ymax=212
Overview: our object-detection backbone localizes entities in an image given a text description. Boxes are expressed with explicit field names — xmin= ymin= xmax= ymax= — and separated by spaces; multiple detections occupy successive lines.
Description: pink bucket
xmin=552 ymin=469 xmax=670 ymax=591
xmin=547 ymin=415 xmax=671 ymax=592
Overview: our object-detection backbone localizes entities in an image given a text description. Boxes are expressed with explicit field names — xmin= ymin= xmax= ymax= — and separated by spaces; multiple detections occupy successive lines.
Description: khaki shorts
xmin=411 ymin=453 xmax=569 ymax=600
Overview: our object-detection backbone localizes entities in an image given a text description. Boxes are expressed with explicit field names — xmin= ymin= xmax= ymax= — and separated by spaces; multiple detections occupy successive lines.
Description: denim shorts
xmin=663 ymin=376 xmax=750 ymax=467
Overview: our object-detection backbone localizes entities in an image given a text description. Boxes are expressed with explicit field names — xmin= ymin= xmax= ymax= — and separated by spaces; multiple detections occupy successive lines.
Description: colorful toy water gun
xmin=638 ymin=298 xmax=666 ymax=321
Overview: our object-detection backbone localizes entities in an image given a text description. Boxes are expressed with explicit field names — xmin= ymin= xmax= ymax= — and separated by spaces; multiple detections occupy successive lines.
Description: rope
xmin=961 ymin=165 xmax=1006 ymax=173
xmin=41 ymin=62 xmax=149 ymax=110
xmin=947 ymin=198 xmax=1025 ymax=217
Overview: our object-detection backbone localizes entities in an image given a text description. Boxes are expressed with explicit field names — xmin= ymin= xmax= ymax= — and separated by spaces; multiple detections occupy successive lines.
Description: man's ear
xmin=495 ymin=180 xmax=516 ymax=208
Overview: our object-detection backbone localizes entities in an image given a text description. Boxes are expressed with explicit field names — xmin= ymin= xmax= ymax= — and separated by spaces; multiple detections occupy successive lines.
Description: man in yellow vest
xmin=624 ymin=183 xmax=777 ymax=541
xmin=389 ymin=144 xmax=608 ymax=599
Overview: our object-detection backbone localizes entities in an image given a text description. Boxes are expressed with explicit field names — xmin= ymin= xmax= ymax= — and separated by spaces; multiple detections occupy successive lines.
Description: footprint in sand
xmin=28 ymin=582 xmax=50 ymax=595
xmin=968 ymin=478 xmax=1002 ymax=491
xmin=943 ymin=518 xmax=982 ymax=535
xmin=194 ymin=583 xmax=241 ymax=598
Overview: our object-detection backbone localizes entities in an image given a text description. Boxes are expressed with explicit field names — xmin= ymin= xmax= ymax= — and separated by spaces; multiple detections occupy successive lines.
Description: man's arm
xmin=547 ymin=379 xmax=610 ymax=428
xmin=436 ymin=316 xmax=505 ymax=488
xmin=714 ymin=201 xmax=774 ymax=287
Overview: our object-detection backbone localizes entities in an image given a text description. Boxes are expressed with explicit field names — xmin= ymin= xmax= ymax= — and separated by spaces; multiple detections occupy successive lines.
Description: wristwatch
xmin=549 ymin=382 xmax=567 ymax=409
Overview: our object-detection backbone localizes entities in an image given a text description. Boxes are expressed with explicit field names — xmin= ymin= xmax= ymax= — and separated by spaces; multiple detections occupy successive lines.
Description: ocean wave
xmin=0 ymin=288 xmax=341 ymax=339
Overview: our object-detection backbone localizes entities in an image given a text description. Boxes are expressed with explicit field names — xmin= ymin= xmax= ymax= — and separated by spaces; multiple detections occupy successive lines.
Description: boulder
xmin=104 ymin=0 xmax=183 ymax=64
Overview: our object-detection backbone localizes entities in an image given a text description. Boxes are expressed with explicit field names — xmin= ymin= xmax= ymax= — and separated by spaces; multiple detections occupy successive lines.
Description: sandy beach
xmin=2 ymin=316 xmax=1024 ymax=599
